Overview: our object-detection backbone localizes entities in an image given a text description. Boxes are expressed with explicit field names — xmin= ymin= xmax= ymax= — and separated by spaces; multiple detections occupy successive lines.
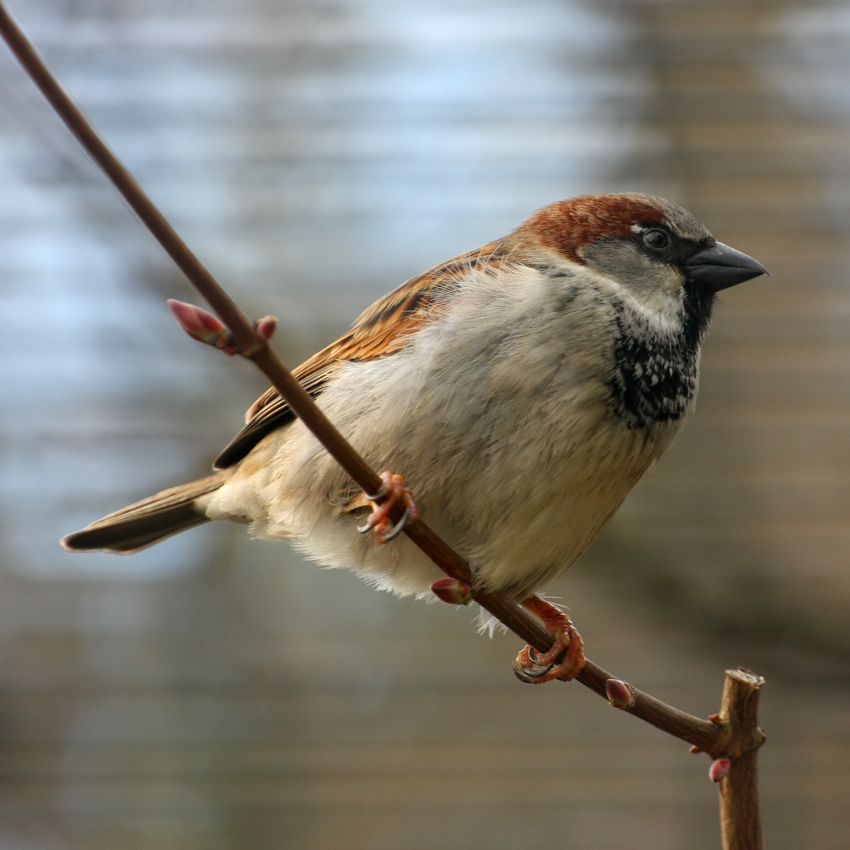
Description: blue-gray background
xmin=1 ymin=1 xmax=849 ymax=847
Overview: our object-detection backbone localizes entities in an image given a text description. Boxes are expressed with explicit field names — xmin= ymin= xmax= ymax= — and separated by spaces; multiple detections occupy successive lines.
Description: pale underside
xmin=202 ymin=261 xmax=687 ymax=601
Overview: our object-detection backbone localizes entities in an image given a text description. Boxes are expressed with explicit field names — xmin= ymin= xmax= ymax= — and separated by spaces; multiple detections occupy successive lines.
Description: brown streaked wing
xmin=213 ymin=241 xmax=504 ymax=469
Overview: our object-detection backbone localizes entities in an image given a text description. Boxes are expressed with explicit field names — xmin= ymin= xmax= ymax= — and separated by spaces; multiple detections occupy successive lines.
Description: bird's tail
xmin=61 ymin=471 xmax=230 ymax=554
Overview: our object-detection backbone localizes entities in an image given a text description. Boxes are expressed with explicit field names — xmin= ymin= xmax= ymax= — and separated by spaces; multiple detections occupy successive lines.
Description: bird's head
xmin=511 ymin=192 xmax=767 ymax=326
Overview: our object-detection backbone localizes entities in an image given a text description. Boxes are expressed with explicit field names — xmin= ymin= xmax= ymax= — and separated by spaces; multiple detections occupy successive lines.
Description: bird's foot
xmin=513 ymin=595 xmax=585 ymax=684
xmin=355 ymin=471 xmax=420 ymax=544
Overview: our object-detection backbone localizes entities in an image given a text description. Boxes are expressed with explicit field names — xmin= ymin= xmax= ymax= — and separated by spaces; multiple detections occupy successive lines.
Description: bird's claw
xmin=513 ymin=596 xmax=586 ymax=684
xmin=356 ymin=471 xmax=420 ymax=544
xmin=377 ymin=507 xmax=413 ymax=542
xmin=513 ymin=647 xmax=555 ymax=683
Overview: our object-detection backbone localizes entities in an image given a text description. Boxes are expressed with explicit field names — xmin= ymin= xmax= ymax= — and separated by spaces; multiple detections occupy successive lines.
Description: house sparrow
xmin=62 ymin=193 xmax=767 ymax=682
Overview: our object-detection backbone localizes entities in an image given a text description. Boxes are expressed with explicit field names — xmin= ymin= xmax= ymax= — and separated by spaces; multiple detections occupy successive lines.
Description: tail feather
xmin=61 ymin=471 xmax=229 ymax=554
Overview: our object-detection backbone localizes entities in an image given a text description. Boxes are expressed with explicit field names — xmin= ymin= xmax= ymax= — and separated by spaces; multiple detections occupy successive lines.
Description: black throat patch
xmin=608 ymin=285 xmax=714 ymax=429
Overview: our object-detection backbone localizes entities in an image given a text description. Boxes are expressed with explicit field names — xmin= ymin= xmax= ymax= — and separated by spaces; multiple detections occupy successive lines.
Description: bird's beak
xmin=685 ymin=242 xmax=769 ymax=292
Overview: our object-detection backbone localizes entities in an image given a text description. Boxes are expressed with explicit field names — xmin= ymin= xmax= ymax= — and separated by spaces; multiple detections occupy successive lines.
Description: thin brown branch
xmin=0 ymin=1 xmax=766 ymax=808
xmin=716 ymin=669 xmax=766 ymax=850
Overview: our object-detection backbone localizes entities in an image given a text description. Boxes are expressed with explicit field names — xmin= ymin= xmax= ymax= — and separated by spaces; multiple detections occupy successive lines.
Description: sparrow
xmin=62 ymin=193 xmax=767 ymax=683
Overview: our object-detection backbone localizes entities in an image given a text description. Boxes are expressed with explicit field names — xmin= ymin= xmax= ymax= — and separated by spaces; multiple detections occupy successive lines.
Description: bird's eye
xmin=643 ymin=229 xmax=670 ymax=250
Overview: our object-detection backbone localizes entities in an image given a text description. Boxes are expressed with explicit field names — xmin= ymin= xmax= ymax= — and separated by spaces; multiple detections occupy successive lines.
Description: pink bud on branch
xmin=167 ymin=300 xmax=278 ymax=355
xmin=709 ymin=758 xmax=731 ymax=783
xmin=255 ymin=315 xmax=277 ymax=341
xmin=605 ymin=678 xmax=635 ymax=709
xmin=167 ymin=299 xmax=238 ymax=354
xmin=430 ymin=577 xmax=473 ymax=605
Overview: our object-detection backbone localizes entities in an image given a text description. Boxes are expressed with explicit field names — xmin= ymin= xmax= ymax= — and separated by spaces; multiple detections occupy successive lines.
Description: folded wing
xmin=214 ymin=242 xmax=502 ymax=468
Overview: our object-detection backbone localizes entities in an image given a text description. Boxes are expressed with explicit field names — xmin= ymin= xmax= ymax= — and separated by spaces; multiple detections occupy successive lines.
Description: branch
xmin=716 ymin=669 xmax=766 ymax=850
xmin=0 ymin=0 xmax=766 ymax=806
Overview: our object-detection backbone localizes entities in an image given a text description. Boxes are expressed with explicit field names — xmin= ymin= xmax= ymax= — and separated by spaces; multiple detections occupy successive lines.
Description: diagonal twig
xmin=0 ymin=0 xmax=766 ymax=800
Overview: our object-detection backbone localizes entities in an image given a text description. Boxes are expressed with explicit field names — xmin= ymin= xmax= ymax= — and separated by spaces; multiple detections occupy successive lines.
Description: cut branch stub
xmin=718 ymin=668 xmax=767 ymax=760
xmin=716 ymin=669 xmax=766 ymax=850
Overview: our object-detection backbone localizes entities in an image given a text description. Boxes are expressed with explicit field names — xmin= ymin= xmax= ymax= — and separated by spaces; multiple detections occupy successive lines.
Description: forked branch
xmin=717 ymin=670 xmax=766 ymax=850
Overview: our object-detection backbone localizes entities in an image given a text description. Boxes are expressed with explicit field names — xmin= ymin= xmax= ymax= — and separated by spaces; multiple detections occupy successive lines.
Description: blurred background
xmin=1 ymin=0 xmax=849 ymax=847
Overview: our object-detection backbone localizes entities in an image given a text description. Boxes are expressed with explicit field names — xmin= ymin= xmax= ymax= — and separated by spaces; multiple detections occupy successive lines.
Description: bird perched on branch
xmin=62 ymin=193 xmax=767 ymax=683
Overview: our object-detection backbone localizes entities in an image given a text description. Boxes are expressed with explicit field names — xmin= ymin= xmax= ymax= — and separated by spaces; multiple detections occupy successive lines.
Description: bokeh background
xmin=1 ymin=0 xmax=849 ymax=847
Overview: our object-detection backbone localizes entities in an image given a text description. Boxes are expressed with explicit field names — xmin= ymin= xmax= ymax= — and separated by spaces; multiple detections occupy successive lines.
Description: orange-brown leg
xmin=355 ymin=471 xmax=420 ymax=544
xmin=513 ymin=595 xmax=585 ymax=684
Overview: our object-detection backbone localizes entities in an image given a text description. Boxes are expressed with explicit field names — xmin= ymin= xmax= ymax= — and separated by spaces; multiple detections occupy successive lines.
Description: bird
xmin=62 ymin=193 xmax=767 ymax=683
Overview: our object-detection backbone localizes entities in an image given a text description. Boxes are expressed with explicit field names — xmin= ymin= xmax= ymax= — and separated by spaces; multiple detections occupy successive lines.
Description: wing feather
xmin=214 ymin=241 xmax=504 ymax=468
